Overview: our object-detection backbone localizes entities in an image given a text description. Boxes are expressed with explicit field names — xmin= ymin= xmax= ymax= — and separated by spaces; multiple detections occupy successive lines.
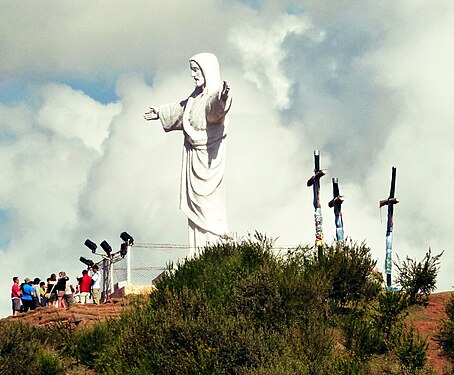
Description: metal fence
xmin=96 ymin=242 xmax=300 ymax=299
xmin=111 ymin=243 xmax=189 ymax=286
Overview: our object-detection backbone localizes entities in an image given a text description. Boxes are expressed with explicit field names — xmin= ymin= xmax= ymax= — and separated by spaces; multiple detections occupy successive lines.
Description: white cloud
xmin=1 ymin=1 xmax=454 ymax=318
xmin=229 ymin=11 xmax=311 ymax=109
xmin=0 ymin=86 xmax=121 ymax=317
xmin=358 ymin=1 xmax=454 ymax=286
xmin=0 ymin=1 xmax=245 ymax=79
xmin=37 ymin=84 xmax=122 ymax=152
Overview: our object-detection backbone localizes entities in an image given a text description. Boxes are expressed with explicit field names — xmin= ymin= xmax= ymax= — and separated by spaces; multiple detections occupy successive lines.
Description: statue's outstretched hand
xmin=144 ymin=106 xmax=159 ymax=121
xmin=220 ymin=81 xmax=230 ymax=101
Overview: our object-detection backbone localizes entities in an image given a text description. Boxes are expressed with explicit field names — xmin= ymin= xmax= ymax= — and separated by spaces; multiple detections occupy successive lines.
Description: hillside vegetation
xmin=0 ymin=235 xmax=452 ymax=374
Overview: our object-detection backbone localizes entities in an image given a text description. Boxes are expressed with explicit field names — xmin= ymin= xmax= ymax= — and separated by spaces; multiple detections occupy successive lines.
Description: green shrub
xmin=93 ymin=304 xmax=288 ymax=374
xmin=25 ymin=235 xmax=414 ymax=374
xmin=0 ymin=321 xmax=64 ymax=375
xmin=341 ymin=312 xmax=385 ymax=359
xmin=394 ymin=326 xmax=428 ymax=373
xmin=395 ymin=249 xmax=443 ymax=305
xmin=372 ymin=290 xmax=409 ymax=346
xmin=3 ymin=236 xmax=446 ymax=374
xmin=231 ymin=270 xmax=285 ymax=330
xmin=439 ymin=292 xmax=454 ymax=359
xmin=284 ymin=241 xmax=381 ymax=315
xmin=157 ymin=234 xmax=276 ymax=310
xmin=333 ymin=355 xmax=371 ymax=375
xmin=35 ymin=350 xmax=64 ymax=375
xmin=279 ymin=245 xmax=331 ymax=322
xmin=66 ymin=236 xmax=344 ymax=374
xmin=322 ymin=241 xmax=381 ymax=307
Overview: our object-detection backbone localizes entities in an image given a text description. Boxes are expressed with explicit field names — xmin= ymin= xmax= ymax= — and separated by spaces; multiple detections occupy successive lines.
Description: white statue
xmin=144 ymin=53 xmax=232 ymax=258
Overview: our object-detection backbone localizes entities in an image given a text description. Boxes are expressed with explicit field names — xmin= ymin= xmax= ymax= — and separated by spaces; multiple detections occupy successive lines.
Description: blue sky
xmin=1 ymin=0 xmax=453 ymax=317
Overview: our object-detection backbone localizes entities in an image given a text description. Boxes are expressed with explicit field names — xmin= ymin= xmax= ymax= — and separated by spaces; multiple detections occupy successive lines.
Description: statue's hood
xmin=190 ymin=53 xmax=222 ymax=95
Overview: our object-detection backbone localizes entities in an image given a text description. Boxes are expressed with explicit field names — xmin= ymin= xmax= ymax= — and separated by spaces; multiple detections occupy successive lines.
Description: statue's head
xmin=189 ymin=53 xmax=221 ymax=94
xmin=190 ymin=60 xmax=205 ymax=88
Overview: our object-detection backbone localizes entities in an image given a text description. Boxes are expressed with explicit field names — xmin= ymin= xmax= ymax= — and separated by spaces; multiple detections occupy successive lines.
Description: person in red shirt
xmin=11 ymin=276 xmax=21 ymax=316
xmin=78 ymin=269 xmax=92 ymax=304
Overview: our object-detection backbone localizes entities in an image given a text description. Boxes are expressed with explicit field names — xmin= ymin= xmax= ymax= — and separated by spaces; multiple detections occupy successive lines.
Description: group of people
xmin=11 ymin=265 xmax=101 ymax=316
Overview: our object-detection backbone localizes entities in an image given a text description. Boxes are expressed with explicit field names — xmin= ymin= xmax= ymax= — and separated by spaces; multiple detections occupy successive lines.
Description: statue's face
xmin=190 ymin=61 xmax=205 ymax=88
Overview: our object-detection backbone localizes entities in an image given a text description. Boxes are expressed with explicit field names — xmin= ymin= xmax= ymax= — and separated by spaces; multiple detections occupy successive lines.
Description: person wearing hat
xmin=21 ymin=278 xmax=36 ymax=312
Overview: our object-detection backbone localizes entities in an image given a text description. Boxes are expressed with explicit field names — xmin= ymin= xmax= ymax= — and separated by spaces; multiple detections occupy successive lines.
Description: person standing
xmin=39 ymin=281 xmax=47 ymax=307
xmin=144 ymin=53 xmax=232 ymax=257
xmin=78 ymin=269 xmax=92 ymax=304
xmin=11 ymin=277 xmax=22 ymax=316
xmin=64 ymin=277 xmax=75 ymax=308
xmin=73 ymin=277 xmax=81 ymax=303
xmin=46 ymin=274 xmax=58 ymax=307
xmin=21 ymin=278 xmax=35 ymax=312
xmin=55 ymin=271 xmax=69 ymax=308
xmin=32 ymin=278 xmax=41 ymax=308
xmin=91 ymin=265 xmax=101 ymax=304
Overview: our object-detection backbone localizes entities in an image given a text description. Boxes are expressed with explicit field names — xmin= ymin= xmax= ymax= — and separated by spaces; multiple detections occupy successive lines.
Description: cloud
xmin=1 ymin=1 xmax=454 ymax=318
xmin=0 ymin=85 xmax=120 ymax=317
xmin=229 ymin=10 xmax=311 ymax=109
xmin=0 ymin=1 xmax=247 ymax=80
xmin=36 ymin=84 xmax=121 ymax=152
xmin=77 ymin=73 xmax=186 ymax=243
xmin=360 ymin=1 xmax=454 ymax=275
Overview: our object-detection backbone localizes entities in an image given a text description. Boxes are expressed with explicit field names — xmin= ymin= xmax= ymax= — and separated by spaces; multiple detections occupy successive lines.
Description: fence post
xmin=127 ymin=250 xmax=131 ymax=285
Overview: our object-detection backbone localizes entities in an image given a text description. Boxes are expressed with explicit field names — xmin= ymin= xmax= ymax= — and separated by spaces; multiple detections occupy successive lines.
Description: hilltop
xmin=0 ymin=238 xmax=453 ymax=374
xmin=2 ymin=298 xmax=127 ymax=330
xmin=2 ymin=292 xmax=452 ymax=374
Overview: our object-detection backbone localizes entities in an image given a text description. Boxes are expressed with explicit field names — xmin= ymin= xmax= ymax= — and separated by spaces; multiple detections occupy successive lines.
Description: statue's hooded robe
xmin=158 ymin=53 xmax=232 ymax=248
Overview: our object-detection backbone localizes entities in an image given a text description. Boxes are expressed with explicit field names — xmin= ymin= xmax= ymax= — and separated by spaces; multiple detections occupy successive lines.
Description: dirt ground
xmin=3 ymin=292 xmax=453 ymax=373
xmin=3 ymin=297 xmax=128 ymax=330
xmin=408 ymin=292 xmax=453 ymax=374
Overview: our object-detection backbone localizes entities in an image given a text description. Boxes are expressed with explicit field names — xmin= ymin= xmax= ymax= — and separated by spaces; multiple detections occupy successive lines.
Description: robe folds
xmin=158 ymin=54 xmax=232 ymax=241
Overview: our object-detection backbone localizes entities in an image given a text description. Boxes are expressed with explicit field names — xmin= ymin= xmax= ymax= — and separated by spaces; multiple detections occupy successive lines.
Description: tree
xmin=394 ymin=249 xmax=443 ymax=305
xmin=320 ymin=241 xmax=382 ymax=307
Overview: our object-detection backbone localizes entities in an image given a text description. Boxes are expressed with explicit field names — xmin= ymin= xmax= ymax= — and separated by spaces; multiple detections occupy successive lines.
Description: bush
xmin=7 ymin=235 xmax=424 ymax=374
xmin=0 ymin=321 xmax=64 ymax=375
xmin=157 ymin=234 xmax=277 ymax=309
xmin=439 ymin=292 xmax=454 ymax=359
xmin=394 ymin=326 xmax=428 ymax=373
xmin=280 ymin=245 xmax=331 ymax=321
xmin=231 ymin=270 xmax=285 ymax=330
xmin=372 ymin=290 xmax=409 ymax=346
xmin=395 ymin=249 xmax=443 ymax=305
xmin=66 ymin=236 xmax=349 ymax=374
xmin=341 ymin=312 xmax=385 ymax=359
xmin=285 ymin=240 xmax=381 ymax=314
xmin=310 ymin=241 xmax=382 ymax=308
